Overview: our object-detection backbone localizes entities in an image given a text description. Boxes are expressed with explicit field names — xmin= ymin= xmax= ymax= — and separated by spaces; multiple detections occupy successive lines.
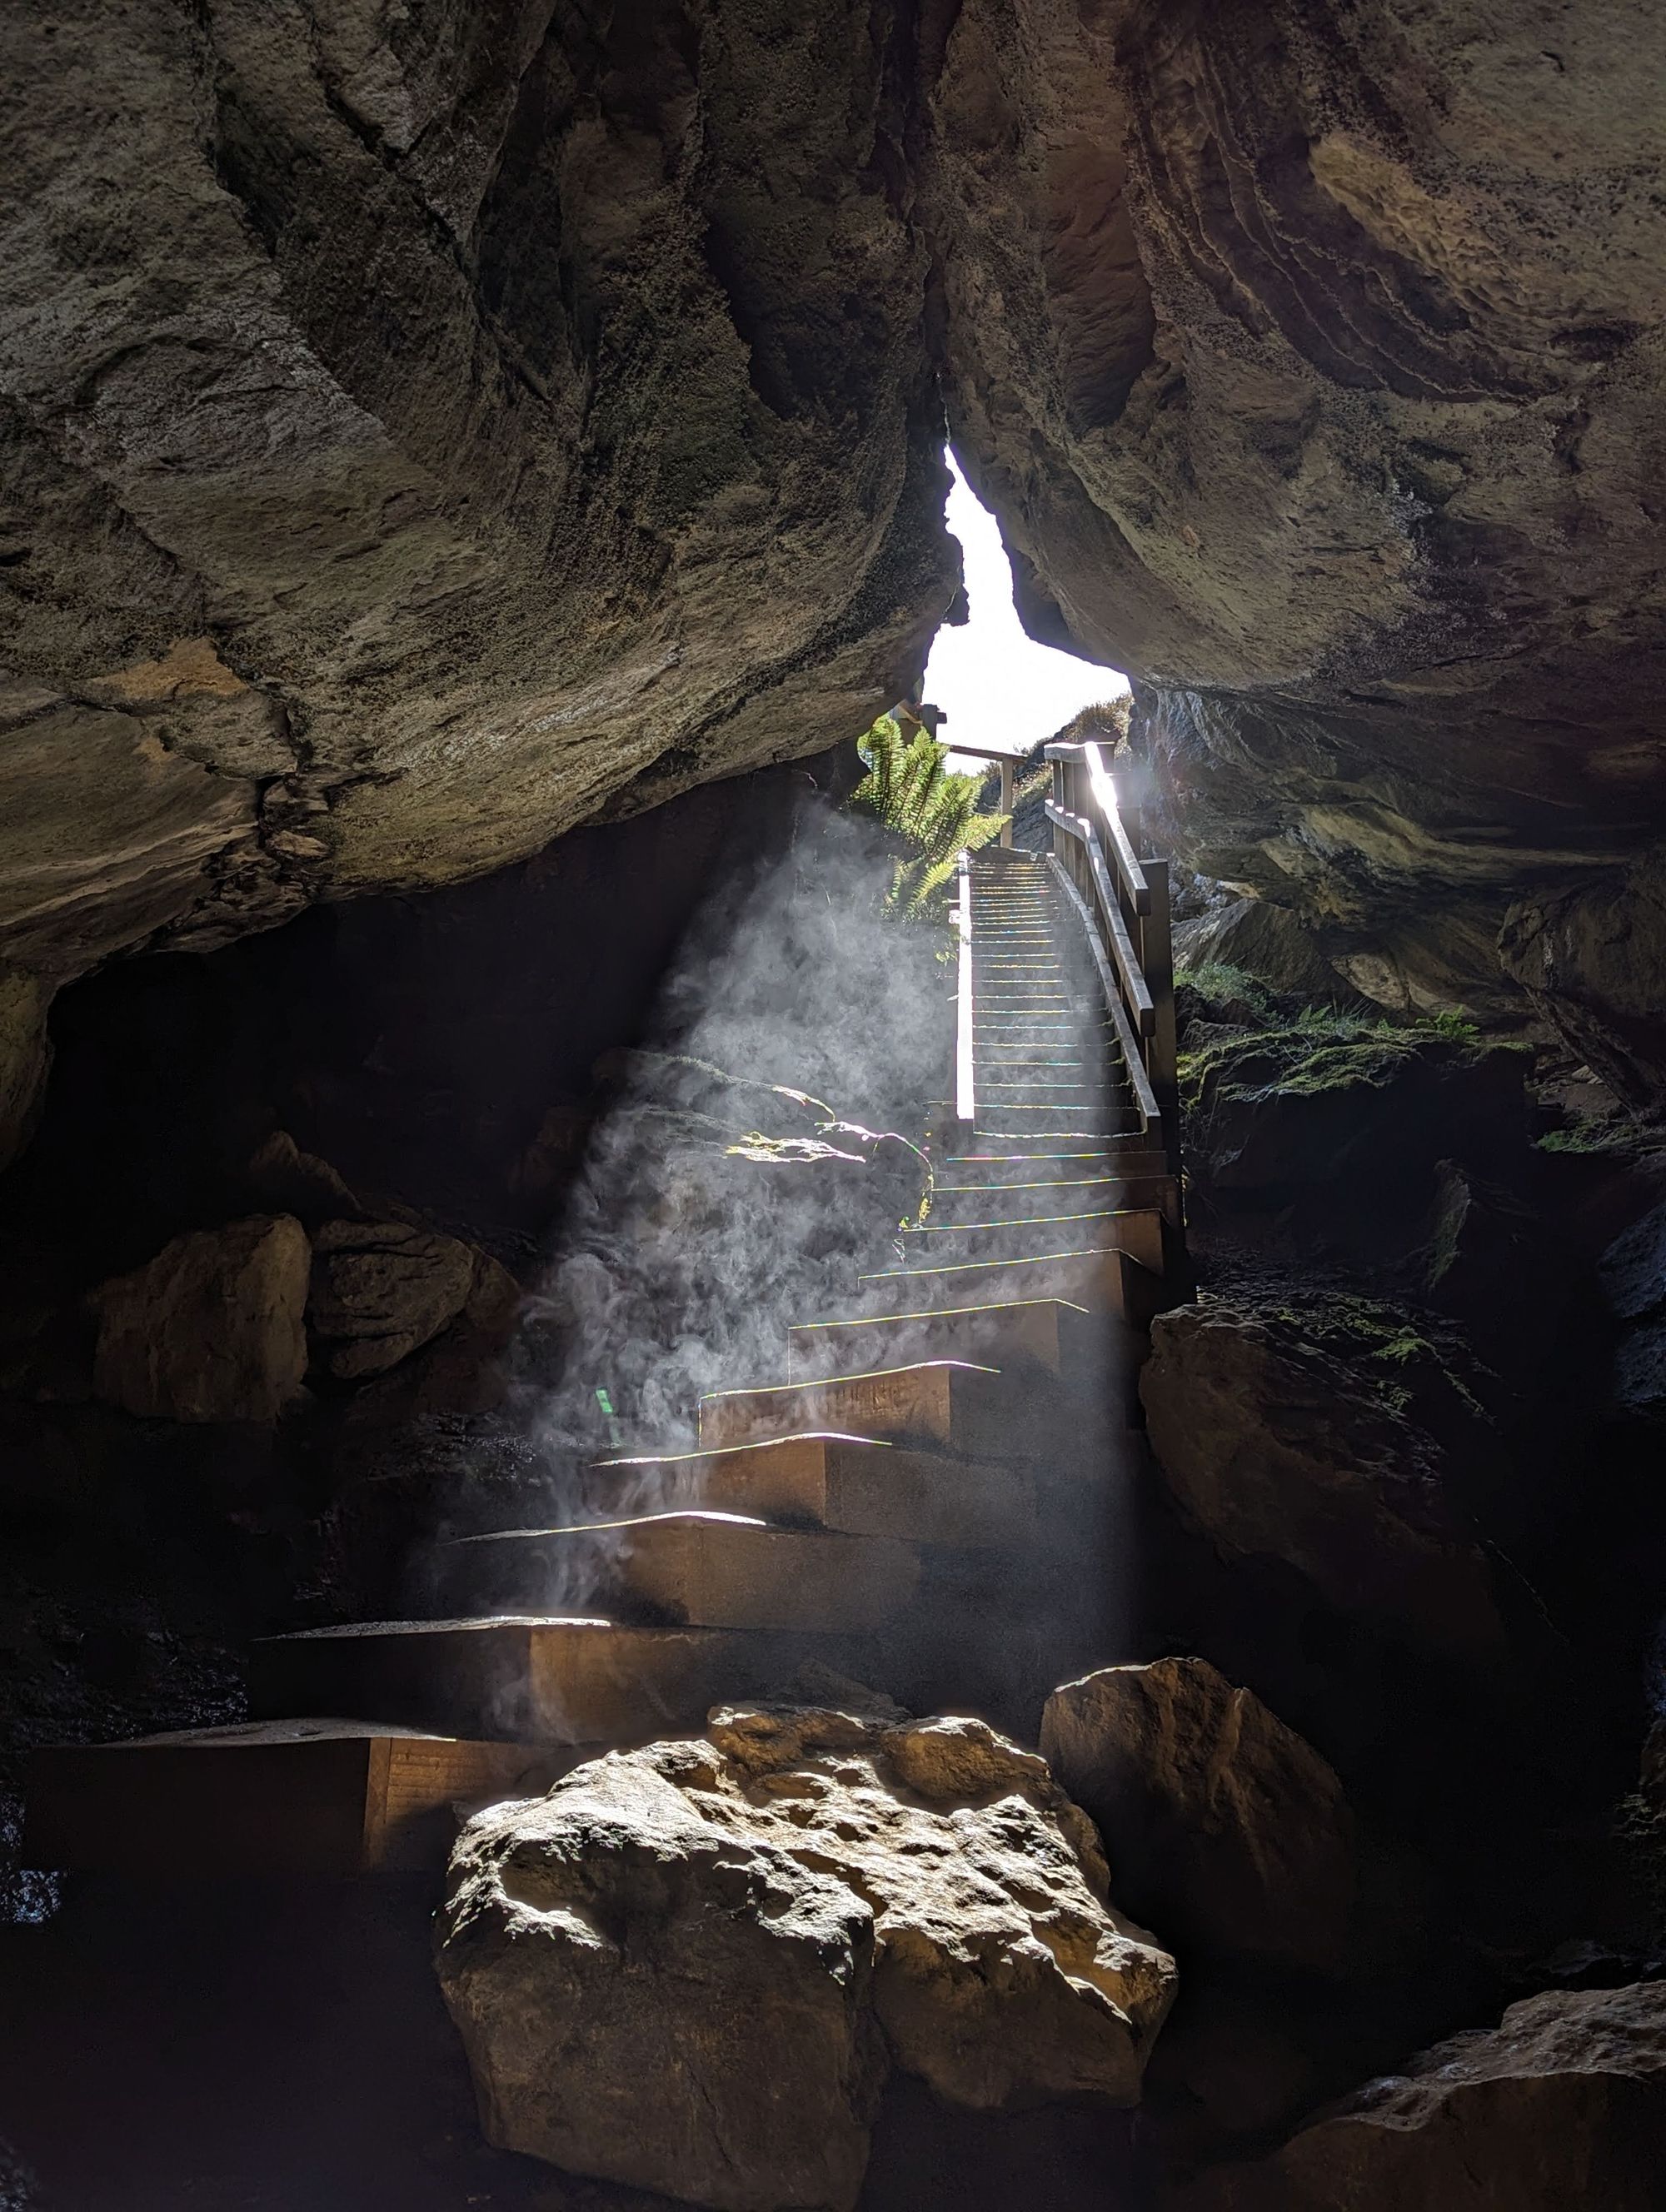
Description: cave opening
xmin=926 ymin=450 xmax=1130 ymax=773
xmin=5 ymin=5 xmax=1666 ymax=2207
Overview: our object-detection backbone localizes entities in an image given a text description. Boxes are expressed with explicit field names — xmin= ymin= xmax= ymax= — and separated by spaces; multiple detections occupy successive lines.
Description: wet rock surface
xmin=436 ymin=1706 xmax=1177 ymax=2210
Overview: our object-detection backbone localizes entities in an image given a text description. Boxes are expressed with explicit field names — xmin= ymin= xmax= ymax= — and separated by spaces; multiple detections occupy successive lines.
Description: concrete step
xmin=784 ymin=1295 xmax=1135 ymax=1387
xmin=249 ymin=1616 xmax=833 ymax=1746
xmin=586 ymin=1430 xmax=1033 ymax=1545
xmin=857 ymin=1244 xmax=1169 ymax=1323
xmin=931 ymin=1172 xmax=1182 ymax=1229
xmin=446 ymin=1512 xmax=921 ymax=1632
xmin=973 ymin=1128 xmax=1138 ymax=1145
xmin=930 ymin=1173 xmax=1140 ymax=1219
xmin=24 ymin=1720 xmax=561 ymax=1877
xmin=898 ymin=1203 xmax=1164 ymax=1273
xmin=897 ymin=1209 xmax=1161 ymax=1271
xmin=698 ymin=1357 xmax=1044 ymax=1458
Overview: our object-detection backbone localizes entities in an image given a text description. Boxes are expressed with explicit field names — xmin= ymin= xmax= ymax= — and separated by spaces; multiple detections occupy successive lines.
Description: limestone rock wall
xmin=1 ymin=0 xmax=955 ymax=983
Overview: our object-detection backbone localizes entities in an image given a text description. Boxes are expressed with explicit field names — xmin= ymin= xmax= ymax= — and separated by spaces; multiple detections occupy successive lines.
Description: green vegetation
xmin=1175 ymin=979 xmax=1494 ymax=1113
xmin=1535 ymin=1119 xmax=1634 ymax=1156
xmin=1178 ymin=961 xmax=1278 ymax=1020
xmin=849 ymin=714 xmax=1007 ymax=916
xmin=1250 ymin=1290 xmax=1488 ymax=1422
xmin=1053 ymin=697 xmax=1132 ymax=748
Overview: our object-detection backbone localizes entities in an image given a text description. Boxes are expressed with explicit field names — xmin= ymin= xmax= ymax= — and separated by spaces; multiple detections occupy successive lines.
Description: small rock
xmin=1643 ymin=1719 xmax=1666 ymax=1805
xmin=1041 ymin=1658 xmax=1356 ymax=1975
xmin=246 ymin=1130 xmax=364 ymax=1226
xmin=1421 ymin=1161 xmax=1537 ymax=1305
xmin=436 ymin=1709 xmax=1177 ymax=2211
xmin=92 ymin=1214 xmax=310 ymax=1423
xmin=1177 ymin=1980 xmax=1666 ymax=2211
xmin=308 ymin=1218 xmax=478 ymax=1378
xmin=1613 ymin=1318 xmax=1666 ymax=1423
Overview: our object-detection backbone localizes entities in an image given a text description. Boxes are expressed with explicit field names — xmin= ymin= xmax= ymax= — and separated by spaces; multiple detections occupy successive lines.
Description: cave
xmin=4 ymin=4 xmax=1666 ymax=2207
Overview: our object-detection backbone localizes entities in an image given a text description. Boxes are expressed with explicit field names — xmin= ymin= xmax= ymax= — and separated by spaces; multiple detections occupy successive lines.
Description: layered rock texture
xmin=0 ymin=0 xmax=956 ymax=1029
xmin=918 ymin=0 xmax=1666 ymax=1041
xmin=436 ymin=1705 xmax=1176 ymax=2210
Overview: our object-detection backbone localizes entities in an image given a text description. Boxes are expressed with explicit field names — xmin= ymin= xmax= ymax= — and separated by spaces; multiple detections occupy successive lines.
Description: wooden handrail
xmin=1045 ymin=742 xmax=1149 ymax=912
xmin=954 ymin=850 xmax=975 ymax=1128
xmin=1082 ymin=744 xmax=1150 ymax=913
xmin=1043 ymin=739 xmax=1180 ymax=1170
xmin=1048 ymin=860 xmax=1164 ymax=1133
xmin=1044 ymin=802 xmax=1155 ymax=1035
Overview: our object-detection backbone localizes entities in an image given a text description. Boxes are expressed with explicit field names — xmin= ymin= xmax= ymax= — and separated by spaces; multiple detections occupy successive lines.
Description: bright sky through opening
xmin=926 ymin=451 xmax=1128 ymax=770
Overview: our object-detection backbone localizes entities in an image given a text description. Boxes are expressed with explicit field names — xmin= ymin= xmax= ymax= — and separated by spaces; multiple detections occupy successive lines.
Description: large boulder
xmin=436 ymin=1706 xmax=1176 ymax=2211
xmin=1179 ymin=1980 xmax=1666 ymax=2212
xmin=1140 ymin=1302 xmax=1506 ymax=1670
xmin=307 ymin=1218 xmax=481 ymax=1378
xmin=1041 ymin=1660 xmax=1356 ymax=1976
xmin=92 ymin=1213 xmax=309 ymax=1422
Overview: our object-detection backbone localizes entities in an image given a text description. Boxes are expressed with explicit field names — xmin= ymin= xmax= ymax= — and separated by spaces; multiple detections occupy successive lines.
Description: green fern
xmin=850 ymin=715 xmax=1008 ymax=916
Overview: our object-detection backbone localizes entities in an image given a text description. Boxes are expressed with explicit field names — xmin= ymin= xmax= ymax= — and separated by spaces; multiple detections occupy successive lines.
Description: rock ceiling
xmin=3 ymin=0 xmax=1664 ymax=1065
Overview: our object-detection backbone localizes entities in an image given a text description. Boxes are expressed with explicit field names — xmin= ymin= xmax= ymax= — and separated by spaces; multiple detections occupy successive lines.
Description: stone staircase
xmin=26 ymin=847 xmax=1184 ymax=1880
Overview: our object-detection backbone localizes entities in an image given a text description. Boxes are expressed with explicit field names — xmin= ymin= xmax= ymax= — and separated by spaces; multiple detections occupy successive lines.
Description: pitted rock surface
xmin=436 ymin=1706 xmax=1177 ymax=2210
xmin=307 ymin=1218 xmax=479 ymax=1378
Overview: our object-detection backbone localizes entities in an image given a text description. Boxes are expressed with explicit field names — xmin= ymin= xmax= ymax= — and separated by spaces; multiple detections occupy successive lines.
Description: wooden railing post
xmin=1140 ymin=857 xmax=1180 ymax=1177
xmin=955 ymin=849 xmax=975 ymax=1134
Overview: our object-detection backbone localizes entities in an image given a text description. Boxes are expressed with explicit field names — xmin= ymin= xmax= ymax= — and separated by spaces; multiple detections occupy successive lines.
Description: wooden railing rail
xmin=954 ymin=849 xmax=975 ymax=1131
xmin=1043 ymin=740 xmax=1180 ymax=1168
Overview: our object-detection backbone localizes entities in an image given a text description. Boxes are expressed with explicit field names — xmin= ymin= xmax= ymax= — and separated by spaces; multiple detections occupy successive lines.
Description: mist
xmin=493 ymin=792 xmax=954 ymax=1538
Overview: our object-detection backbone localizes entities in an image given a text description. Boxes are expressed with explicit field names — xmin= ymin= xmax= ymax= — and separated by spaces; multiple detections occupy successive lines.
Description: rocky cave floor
xmin=2 ymin=821 xmax=1666 ymax=2208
